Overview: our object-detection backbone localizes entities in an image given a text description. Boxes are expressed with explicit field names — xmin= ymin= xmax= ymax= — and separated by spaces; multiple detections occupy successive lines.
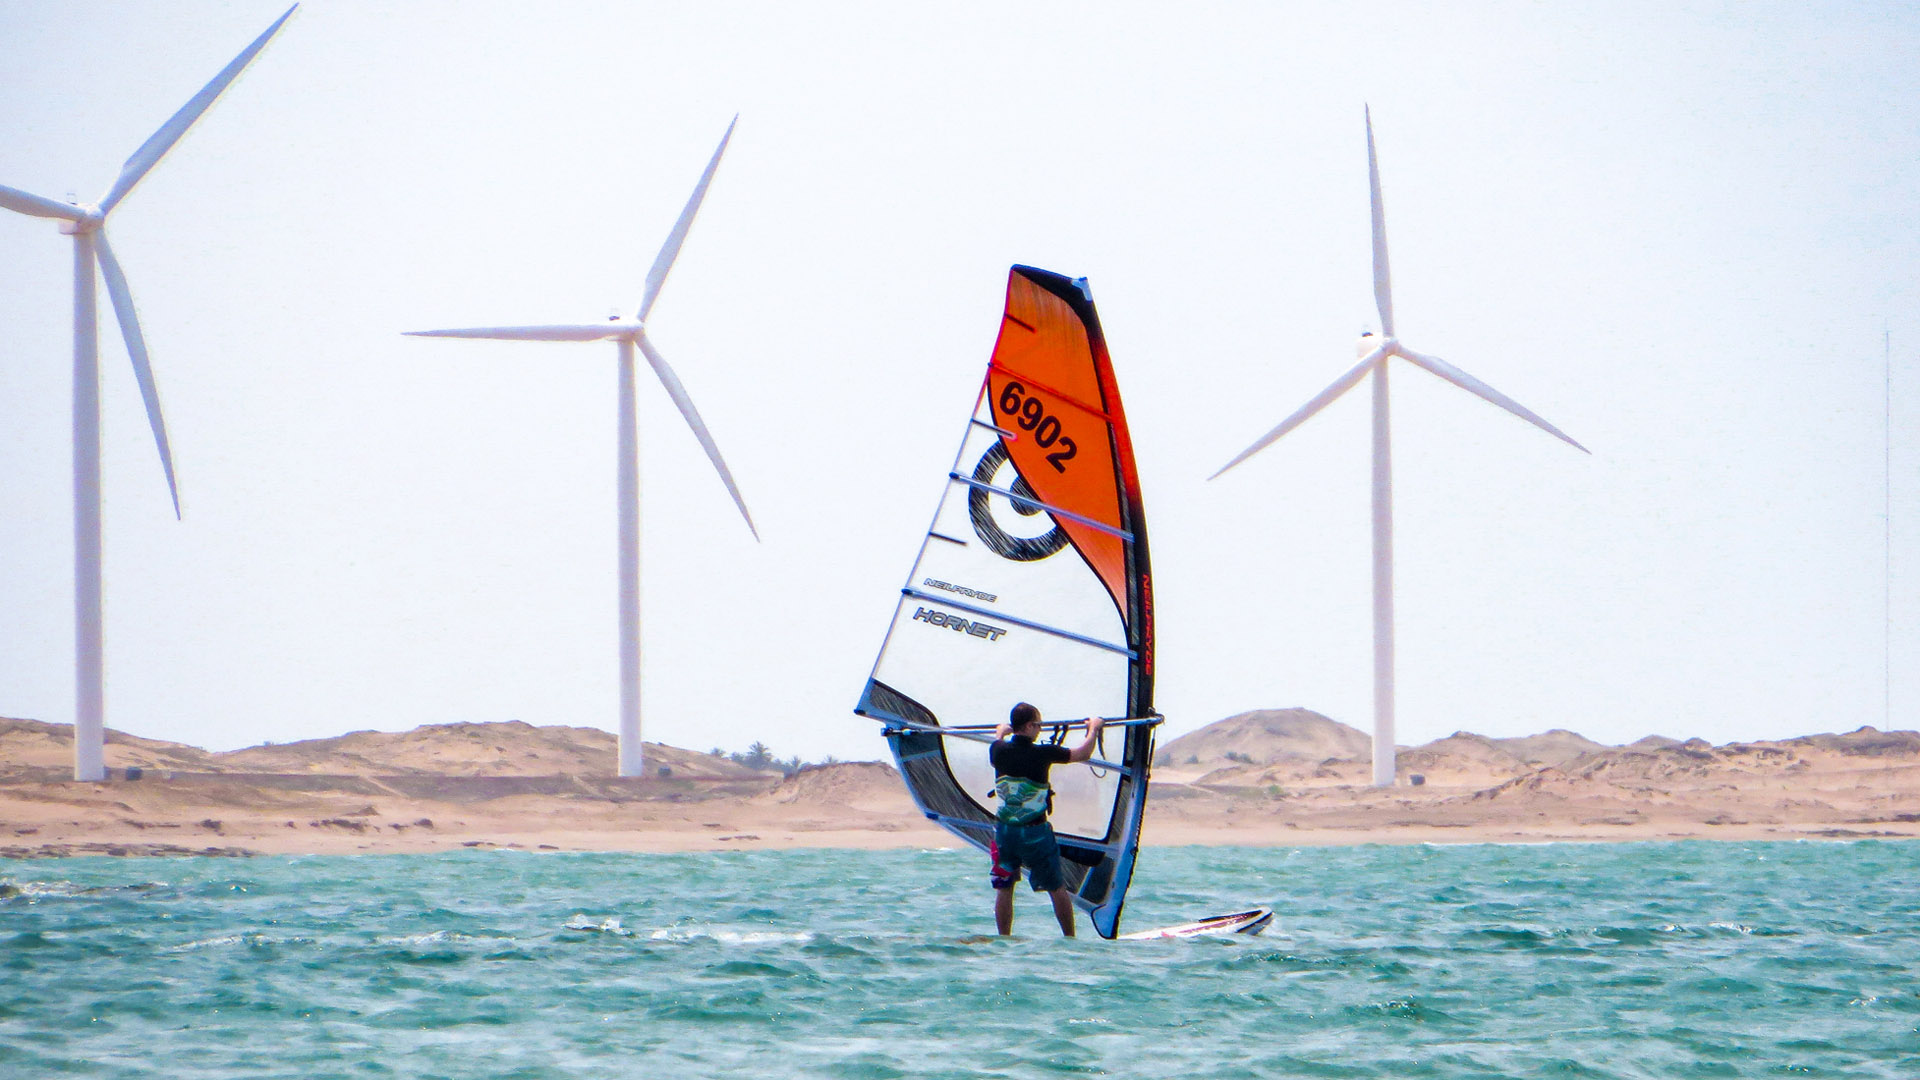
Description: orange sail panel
xmin=985 ymin=274 xmax=1131 ymax=621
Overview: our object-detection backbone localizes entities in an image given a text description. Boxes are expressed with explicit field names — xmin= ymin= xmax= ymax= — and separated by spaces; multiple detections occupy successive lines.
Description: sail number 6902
xmin=997 ymin=382 xmax=1078 ymax=473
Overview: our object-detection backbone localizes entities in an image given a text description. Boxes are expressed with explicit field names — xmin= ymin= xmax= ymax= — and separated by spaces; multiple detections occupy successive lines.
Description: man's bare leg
xmin=1049 ymin=887 xmax=1076 ymax=937
xmin=995 ymin=886 xmax=1015 ymax=935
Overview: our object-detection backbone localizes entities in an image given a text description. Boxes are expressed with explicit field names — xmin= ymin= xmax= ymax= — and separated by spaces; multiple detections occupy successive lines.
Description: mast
xmin=71 ymin=230 xmax=105 ymax=783
xmin=617 ymin=338 xmax=642 ymax=777
xmin=1370 ymin=353 xmax=1395 ymax=787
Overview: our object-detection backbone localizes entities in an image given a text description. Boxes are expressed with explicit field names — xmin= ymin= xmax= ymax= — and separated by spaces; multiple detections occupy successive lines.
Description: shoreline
xmin=8 ymin=817 xmax=1918 ymax=860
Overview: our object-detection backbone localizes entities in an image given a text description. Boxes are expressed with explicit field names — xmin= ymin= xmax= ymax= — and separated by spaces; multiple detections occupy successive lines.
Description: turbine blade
xmin=635 ymin=331 xmax=758 ymax=540
xmin=0 ymin=183 xmax=86 ymax=221
xmin=636 ymin=115 xmax=737 ymax=322
xmin=97 ymin=4 xmax=298 ymax=215
xmin=94 ymin=229 xmax=181 ymax=517
xmin=1209 ymin=345 xmax=1386 ymax=480
xmin=1366 ymin=105 xmax=1394 ymax=338
xmin=1397 ymin=346 xmax=1590 ymax=454
xmin=404 ymin=324 xmax=623 ymax=342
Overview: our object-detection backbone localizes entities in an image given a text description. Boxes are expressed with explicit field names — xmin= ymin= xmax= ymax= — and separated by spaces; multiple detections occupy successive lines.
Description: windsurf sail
xmin=855 ymin=265 xmax=1157 ymax=939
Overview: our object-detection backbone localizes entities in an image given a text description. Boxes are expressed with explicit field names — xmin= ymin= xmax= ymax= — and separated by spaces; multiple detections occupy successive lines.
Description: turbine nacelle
xmin=55 ymin=208 xmax=106 ymax=234
xmin=1357 ymin=332 xmax=1396 ymax=359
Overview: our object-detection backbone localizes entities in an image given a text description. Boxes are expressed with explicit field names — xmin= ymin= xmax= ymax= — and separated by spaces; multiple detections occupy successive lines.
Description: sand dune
xmin=2 ymin=714 xmax=1917 ymax=858
xmin=0 ymin=718 xmax=218 ymax=774
xmin=1154 ymin=708 xmax=1369 ymax=772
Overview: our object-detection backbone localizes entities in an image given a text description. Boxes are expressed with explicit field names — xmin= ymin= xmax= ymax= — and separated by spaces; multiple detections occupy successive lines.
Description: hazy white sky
xmin=1 ymin=1 xmax=1914 ymax=764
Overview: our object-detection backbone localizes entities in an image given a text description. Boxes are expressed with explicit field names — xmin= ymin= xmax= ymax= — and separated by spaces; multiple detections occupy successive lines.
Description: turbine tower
xmin=0 ymin=6 xmax=298 ymax=782
xmin=407 ymin=118 xmax=757 ymax=779
xmin=1212 ymin=107 xmax=1589 ymax=787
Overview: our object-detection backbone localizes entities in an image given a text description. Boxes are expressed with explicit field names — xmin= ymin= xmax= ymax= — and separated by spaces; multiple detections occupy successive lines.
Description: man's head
xmin=1009 ymin=702 xmax=1042 ymax=735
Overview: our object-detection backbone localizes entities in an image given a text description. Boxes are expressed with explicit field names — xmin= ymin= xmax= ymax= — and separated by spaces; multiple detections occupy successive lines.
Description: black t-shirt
xmin=990 ymin=734 xmax=1071 ymax=785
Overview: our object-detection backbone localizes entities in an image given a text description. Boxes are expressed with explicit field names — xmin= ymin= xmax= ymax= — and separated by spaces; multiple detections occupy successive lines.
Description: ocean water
xmin=3 ymin=841 xmax=1917 ymax=1078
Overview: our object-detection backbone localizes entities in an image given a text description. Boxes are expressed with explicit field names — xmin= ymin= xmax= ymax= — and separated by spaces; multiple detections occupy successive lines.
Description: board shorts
xmin=990 ymin=819 xmax=1064 ymax=893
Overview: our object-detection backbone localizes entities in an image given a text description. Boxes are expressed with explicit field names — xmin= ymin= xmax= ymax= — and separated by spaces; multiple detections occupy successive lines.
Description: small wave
xmin=0 ymin=879 xmax=166 ymax=900
xmin=1592 ymin=926 xmax=1663 ymax=945
xmin=704 ymin=959 xmax=817 ymax=979
xmin=0 ymin=880 xmax=87 ymax=900
xmin=1673 ymin=975 xmax=1765 ymax=997
xmin=1465 ymin=927 xmax=1555 ymax=948
xmin=374 ymin=930 xmax=494 ymax=946
xmin=164 ymin=932 xmax=298 ymax=952
xmin=646 ymin=927 xmax=815 ymax=945
xmin=167 ymin=934 xmax=250 ymax=951
xmin=1653 ymin=922 xmax=1794 ymax=938
xmin=1345 ymin=997 xmax=1461 ymax=1024
xmin=563 ymin=914 xmax=633 ymax=936
xmin=800 ymin=937 xmax=875 ymax=958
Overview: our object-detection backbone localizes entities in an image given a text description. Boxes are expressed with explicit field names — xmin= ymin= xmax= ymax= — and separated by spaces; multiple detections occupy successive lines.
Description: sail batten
xmin=942 ymin=475 xmax=1133 ymax=538
xmin=858 ymin=265 xmax=1157 ymax=939
xmin=897 ymin=589 xmax=1135 ymax=656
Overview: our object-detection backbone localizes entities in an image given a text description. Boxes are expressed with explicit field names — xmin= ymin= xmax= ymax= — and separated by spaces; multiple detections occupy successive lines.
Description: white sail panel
xmin=870 ymin=599 xmax=1128 ymax=836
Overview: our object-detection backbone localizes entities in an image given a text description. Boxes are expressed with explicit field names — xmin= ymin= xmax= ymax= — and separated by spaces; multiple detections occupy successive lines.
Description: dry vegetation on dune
xmin=1141 ymin=710 xmax=1920 ymax=846
xmin=2 ymin=713 xmax=1918 ymax=858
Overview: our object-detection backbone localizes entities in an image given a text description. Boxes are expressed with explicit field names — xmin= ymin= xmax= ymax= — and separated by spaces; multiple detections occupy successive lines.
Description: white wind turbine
xmin=407 ymin=118 xmax=756 ymax=779
xmin=1 ymin=6 xmax=298 ymax=783
xmin=1212 ymin=107 xmax=1589 ymax=787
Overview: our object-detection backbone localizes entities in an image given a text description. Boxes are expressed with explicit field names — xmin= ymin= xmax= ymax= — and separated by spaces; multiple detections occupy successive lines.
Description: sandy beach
xmin=2 ymin=710 xmax=1916 ymax=859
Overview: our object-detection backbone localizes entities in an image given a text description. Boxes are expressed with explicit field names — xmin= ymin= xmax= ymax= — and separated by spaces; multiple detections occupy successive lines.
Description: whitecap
xmin=0 ymin=880 xmax=101 ymax=899
xmin=164 ymin=933 xmax=282 ymax=952
xmin=713 ymin=930 xmax=815 ymax=945
xmin=168 ymin=934 xmax=247 ymax=951
xmin=564 ymin=914 xmax=633 ymax=937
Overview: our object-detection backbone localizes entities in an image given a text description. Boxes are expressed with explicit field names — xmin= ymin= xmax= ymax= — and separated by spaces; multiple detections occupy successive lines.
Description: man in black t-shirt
xmin=988 ymin=701 xmax=1105 ymax=937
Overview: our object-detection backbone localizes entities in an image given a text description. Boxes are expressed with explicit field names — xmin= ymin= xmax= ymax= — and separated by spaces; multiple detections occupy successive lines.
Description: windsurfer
xmin=989 ymin=702 xmax=1105 ymax=937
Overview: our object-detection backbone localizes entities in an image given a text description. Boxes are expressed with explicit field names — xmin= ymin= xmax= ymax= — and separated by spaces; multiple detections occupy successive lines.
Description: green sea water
xmin=3 ymin=840 xmax=1917 ymax=1078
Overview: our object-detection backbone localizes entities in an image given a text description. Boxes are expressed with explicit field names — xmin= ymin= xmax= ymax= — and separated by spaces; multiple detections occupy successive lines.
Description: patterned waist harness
xmin=993 ymin=776 xmax=1052 ymax=825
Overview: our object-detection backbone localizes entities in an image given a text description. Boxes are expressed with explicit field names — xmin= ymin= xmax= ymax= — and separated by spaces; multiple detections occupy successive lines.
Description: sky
xmin=0 ymin=1 xmax=1914 ymax=765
